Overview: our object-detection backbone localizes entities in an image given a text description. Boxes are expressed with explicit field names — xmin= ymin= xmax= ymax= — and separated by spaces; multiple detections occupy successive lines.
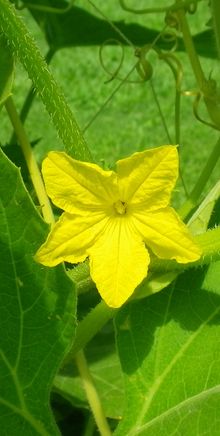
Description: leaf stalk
xmin=75 ymin=351 xmax=112 ymax=436
xmin=5 ymin=97 xmax=54 ymax=224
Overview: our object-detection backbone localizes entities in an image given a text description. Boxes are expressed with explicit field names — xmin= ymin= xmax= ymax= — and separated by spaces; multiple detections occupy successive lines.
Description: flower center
xmin=114 ymin=200 xmax=127 ymax=215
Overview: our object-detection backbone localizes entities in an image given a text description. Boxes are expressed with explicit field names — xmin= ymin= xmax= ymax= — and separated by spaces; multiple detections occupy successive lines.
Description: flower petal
xmin=132 ymin=207 xmax=202 ymax=263
xmin=117 ymin=145 xmax=178 ymax=210
xmin=42 ymin=151 xmax=118 ymax=213
xmin=88 ymin=217 xmax=150 ymax=308
xmin=35 ymin=210 xmax=109 ymax=266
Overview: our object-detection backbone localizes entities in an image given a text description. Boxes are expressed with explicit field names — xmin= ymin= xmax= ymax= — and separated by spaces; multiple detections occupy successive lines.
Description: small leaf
xmin=0 ymin=149 xmax=76 ymax=435
xmin=115 ymin=265 xmax=220 ymax=435
xmin=0 ymin=37 xmax=14 ymax=108
xmin=188 ymin=180 xmax=220 ymax=234
xmin=132 ymin=270 xmax=178 ymax=301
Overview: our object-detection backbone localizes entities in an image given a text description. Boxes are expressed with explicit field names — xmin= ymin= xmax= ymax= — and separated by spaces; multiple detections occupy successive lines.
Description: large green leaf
xmin=115 ymin=265 xmax=220 ymax=435
xmin=0 ymin=149 xmax=76 ymax=435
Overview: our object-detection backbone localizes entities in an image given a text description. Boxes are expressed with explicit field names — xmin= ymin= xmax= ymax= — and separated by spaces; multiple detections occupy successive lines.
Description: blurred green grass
xmin=1 ymin=0 xmax=220 ymax=206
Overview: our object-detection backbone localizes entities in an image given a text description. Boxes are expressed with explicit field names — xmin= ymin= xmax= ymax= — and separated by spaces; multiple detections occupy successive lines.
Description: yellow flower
xmin=35 ymin=145 xmax=201 ymax=308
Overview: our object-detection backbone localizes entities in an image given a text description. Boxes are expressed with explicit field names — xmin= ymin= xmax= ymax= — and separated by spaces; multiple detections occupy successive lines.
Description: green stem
xmin=64 ymin=301 xmax=116 ymax=363
xmin=119 ymin=0 xmax=203 ymax=14
xmin=75 ymin=351 xmax=112 ymax=436
xmin=0 ymin=0 xmax=91 ymax=161
xmin=210 ymin=0 xmax=220 ymax=59
xmin=150 ymin=79 xmax=172 ymax=143
xmin=176 ymin=2 xmax=206 ymax=91
xmin=178 ymin=0 xmax=220 ymax=131
xmin=176 ymin=3 xmax=220 ymax=216
xmin=176 ymin=0 xmax=220 ymax=129
xmin=178 ymin=136 xmax=220 ymax=219
xmin=196 ymin=227 xmax=220 ymax=262
xmin=5 ymin=97 xmax=54 ymax=224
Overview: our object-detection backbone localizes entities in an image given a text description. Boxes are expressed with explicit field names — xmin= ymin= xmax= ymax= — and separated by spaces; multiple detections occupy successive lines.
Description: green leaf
xmin=188 ymin=180 xmax=220 ymax=234
xmin=0 ymin=149 xmax=76 ymax=435
xmin=115 ymin=265 xmax=220 ymax=435
xmin=0 ymin=37 xmax=14 ymax=109
xmin=132 ymin=270 xmax=178 ymax=301
xmin=54 ymin=324 xmax=124 ymax=419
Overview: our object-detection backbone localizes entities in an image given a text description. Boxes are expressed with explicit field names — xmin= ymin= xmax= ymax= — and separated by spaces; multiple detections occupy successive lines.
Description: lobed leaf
xmin=0 ymin=149 xmax=76 ymax=435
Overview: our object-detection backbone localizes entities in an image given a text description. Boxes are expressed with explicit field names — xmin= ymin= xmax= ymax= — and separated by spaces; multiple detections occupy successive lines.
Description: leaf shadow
xmin=116 ymin=263 xmax=220 ymax=374
xmin=29 ymin=3 xmax=217 ymax=58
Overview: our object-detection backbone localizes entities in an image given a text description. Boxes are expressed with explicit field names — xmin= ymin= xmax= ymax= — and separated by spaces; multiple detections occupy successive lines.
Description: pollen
xmin=114 ymin=200 xmax=127 ymax=215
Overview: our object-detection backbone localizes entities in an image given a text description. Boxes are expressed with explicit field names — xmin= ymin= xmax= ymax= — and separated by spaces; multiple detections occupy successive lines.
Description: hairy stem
xmin=10 ymin=48 xmax=56 ymax=146
xmin=0 ymin=0 xmax=92 ymax=161
xmin=210 ymin=0 xmax=220 ymax=60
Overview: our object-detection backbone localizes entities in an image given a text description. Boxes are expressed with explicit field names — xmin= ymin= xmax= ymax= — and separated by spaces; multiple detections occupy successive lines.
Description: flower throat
xmin=114 ymin=200 xmax=127 ymax=215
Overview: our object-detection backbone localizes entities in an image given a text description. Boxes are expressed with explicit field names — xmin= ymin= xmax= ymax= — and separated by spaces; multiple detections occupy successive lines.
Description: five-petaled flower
xmin=35 ymin=145 xmax=201 ymax=308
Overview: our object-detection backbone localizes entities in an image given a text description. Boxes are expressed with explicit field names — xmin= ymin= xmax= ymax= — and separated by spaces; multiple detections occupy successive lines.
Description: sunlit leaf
xmin=0 ymin=149 xmax=76 ymax=435
xmin=115 ymin=266 xmax=220 ymax=435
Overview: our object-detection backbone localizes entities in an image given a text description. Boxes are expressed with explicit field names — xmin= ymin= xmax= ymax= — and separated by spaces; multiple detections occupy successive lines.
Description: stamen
xmin=114 ymin=200 xmax=126 ymax=215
